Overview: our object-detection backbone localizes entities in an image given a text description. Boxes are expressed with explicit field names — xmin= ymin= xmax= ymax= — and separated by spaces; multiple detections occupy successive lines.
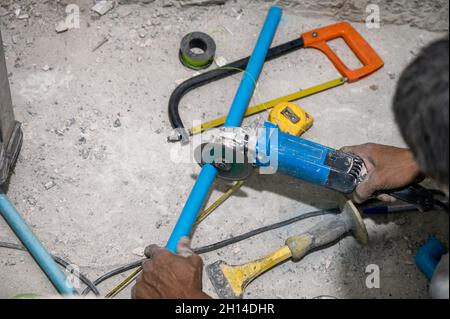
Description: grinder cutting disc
xmin=179 ymin=32 xmax=216 ymax=70
xmin=194 ymin=143 xmax=253 ymax=181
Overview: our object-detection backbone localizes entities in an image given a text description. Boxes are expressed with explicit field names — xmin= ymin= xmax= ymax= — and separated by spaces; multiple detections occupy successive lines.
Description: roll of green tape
xmin=179 ymin=32 xmax=216 ymax=70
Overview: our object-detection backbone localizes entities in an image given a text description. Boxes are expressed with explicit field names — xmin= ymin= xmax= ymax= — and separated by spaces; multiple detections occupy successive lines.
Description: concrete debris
xmin=132 ymin=247 xmax=146 ymax=257
xmin=175 ymin=78 xmax=185 ymax=86
xmin=222 ymin=25 xmax=234 ymax=36
xmin=0 ymin=7 xmax=9 ymax=17
xmin=80 ymin=148 xmax=91 ymax=159
xmin=14 ymin=57 xmax=22 ymax=68
xmin=175 ymin=72 xmax=200 ymax=86
xmin=66 ymin=118 xmax=76 ymax=127
xmin=54 ymin=129 xmax=65 ymax=136
xmin=144 ymin=38 xmax=152 ymax=47
xmin=92 ymin=37 xmax=109 ymax=52
xmin=395 ymin=217 xmax=407 ymax=226
xmin=118 ymin=0 xmax=155 ymax=4
xmin=78 ymin=137 xmax=87 ymax=145
xmin=215 ymin=56 xmax=228 ymax=67
xmin=42 ymin=64 xmax=51 ymax=72
xmin=179 ymin=0 xmax=228 ymax=7
xmin=55 ymin=20 xmax=69 ymax=33
xmin=92 ymin=1 xmax=115 ymax=16
xmin=231 ymin=8 xmax=244 ymax=20
xmin=116 ymin=6 xmax=133 ymax=18
xmin=139 ymin=30 xmax=147 ymax=38
xmin=325 ymin=257 xmax=333 ymax=269
xmin=279 ymin=0 xmax=449 ymax=32
xmin=17 ymin=14 xmax=29 ymax=20
xmin=113 ymin=118 xmax=122 ymax=127
xmin=162 ymin=0 xmax=174 ymax=7
xmin=26 ymin=196 xmax=37 ymax=206
xmin=11 ymin=34 xmax=19 ymax=44
xmin=44 ymin=181 xmax=56 ymax=190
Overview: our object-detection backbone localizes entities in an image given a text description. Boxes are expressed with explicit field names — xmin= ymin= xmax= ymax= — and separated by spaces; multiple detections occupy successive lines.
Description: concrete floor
xmin=0 ymin=0 xmax=448 ymax=299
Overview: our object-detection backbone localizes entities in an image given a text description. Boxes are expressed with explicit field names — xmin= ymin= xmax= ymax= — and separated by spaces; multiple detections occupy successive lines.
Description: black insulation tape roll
xmin=179 ymin=32 xmax=216 ymax=70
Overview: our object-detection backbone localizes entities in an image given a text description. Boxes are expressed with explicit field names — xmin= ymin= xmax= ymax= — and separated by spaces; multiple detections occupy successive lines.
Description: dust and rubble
xmin=0 ymin=0 xmax=448 ymax=299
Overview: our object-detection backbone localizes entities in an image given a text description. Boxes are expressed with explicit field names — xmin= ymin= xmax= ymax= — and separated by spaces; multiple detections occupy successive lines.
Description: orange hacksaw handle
xmin=302 ymin=22 xmax=384 ymax=83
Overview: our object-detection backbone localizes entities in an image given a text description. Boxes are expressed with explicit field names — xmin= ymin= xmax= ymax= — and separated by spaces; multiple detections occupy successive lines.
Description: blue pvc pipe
xmin=166 ymin=164 xmax=218 ymax=252
xmin=166 ymin=6 xmax=283 ymax=253
xmin=0 ymin=194 xmax=76 ymax=295
xmin=224 ymin=6 xmax=282 ymax=127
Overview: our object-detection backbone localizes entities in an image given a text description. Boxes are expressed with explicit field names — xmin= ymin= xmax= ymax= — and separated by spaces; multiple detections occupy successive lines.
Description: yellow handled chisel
xmin=206 ymin=200 xmax=368 ymax=299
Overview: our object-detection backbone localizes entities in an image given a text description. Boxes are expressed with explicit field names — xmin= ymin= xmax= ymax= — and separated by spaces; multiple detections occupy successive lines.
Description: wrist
xmin=404 ymin=149 xmax=422 ymax=179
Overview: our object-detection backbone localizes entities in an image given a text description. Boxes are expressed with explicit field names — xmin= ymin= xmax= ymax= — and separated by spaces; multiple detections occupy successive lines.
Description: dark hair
xmin=393 ymin=37 xmax=449 ymax=188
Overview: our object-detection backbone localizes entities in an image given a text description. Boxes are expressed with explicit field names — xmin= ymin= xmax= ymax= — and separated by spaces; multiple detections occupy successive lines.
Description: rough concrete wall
xmin=273 ymin=0 xmax=450 ymax=32
xmin=130 ymin=0 xmax=449 ymax=32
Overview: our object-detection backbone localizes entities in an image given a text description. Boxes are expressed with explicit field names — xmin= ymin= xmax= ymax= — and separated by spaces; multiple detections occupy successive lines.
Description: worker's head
xmin=393 ymin=37 xmax=449 ymax=196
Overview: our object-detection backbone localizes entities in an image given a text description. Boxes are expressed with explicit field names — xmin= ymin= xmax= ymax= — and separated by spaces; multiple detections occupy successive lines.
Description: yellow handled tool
xmin=190 ymin=77 xmax=346 ymax=135
xmin=206 ymin=200 xmax=368 ymax=299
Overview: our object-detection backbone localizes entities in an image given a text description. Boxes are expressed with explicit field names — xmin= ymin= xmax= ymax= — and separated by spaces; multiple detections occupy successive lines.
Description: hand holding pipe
xmin=165 ymin=6 xmax=283 ymax=252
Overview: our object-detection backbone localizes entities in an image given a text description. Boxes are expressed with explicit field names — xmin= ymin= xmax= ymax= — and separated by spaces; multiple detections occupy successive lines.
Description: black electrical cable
xmin=0 ymin=241 xmax=100 ymax=296
xmin=428 ymin=189 xmax=450 ymax=212
xmin=0 ymin=208 xmax=347 ymax=296
xmin=4 ymin=200 xmax=448 ymax=297
xmin=81 ymin=260 xmax=144 ymax=296
xmin=81 ymin=208 xmax=338 ymax=295
xmin=80 ymin=200 xmax=449 ymax=296
xmin=435 ymin=199 xmax=449 ymax=212
xmin=193 ymin=208 xmax=340 ymax=254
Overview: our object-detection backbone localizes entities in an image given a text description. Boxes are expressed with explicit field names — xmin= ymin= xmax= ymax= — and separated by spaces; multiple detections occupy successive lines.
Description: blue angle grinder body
xmin=255 ymin=122 xmax=365 ymax=194
xmin=195 ymin=122 xmax=435 ymax=210
xmin=196 ymin=121 xmax=365 ymax=194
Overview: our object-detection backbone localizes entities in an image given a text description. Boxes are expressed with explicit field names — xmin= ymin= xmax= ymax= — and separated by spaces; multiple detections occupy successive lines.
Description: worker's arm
xmin=132 ymin=237 xmax=212 ymax=299
xmin=341 ymin=143 xmax=423 ymax=203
